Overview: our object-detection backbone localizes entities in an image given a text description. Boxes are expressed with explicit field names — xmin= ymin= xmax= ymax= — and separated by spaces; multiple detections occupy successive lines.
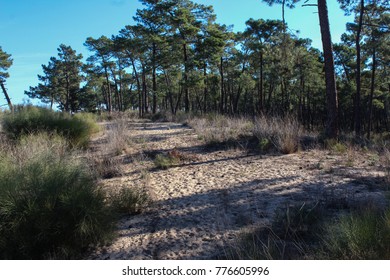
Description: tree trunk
xmin=318 ymin=0 xmax=339 ymax=139
xmin=0 ymin=82 xmax=13 ymax=112
xmin=152 ymin=43 xmax=157 ymax=114
xmin=354 ymin=0 xmax=365 ymax=136
xmin=367 ymin=46 xmax=376 ymax=140
xmin=259 ymin=51 xmax=264 ymax=113
xmin=183 ymin=43 xmax=190 ymax=113
xmin=141 ymin=65 xmax=148 ymax=114
xmin=129 ymin=56 xmax=142 ymax=118
xmin=103 ymin=66 xmax=112 ymax=113
xmin=219 ymin=57 xmax=225 ymax=114
xmin=203 ymin=63 xmax=208 ymax=114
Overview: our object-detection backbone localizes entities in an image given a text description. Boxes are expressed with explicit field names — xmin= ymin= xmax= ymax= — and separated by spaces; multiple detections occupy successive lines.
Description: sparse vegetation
xmin=225 ymin=203 xmax=325 ymax=260
xmin=226 ymin=199 xmax=390 ymax=260
xmin=189 ymin=115 xmax=252 ymax=146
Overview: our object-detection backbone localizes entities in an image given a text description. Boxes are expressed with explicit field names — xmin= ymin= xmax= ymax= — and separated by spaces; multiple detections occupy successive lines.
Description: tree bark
xmin=354 ymin=0 xmax=365 ymax=136
xmin=183 ymin=43 xmax=190 ymax=113
xmin=318 ymin=0 xmax=339 ymax=139
xmin=367 ymin=46 xmax=376 ymax=140
xmin=219 ymin=57 xmax=225 ymax=114
xmin=129 ymin=55 xmax=142 ymax=118
xmin=152 ymin=43 xmax=157 ymax=114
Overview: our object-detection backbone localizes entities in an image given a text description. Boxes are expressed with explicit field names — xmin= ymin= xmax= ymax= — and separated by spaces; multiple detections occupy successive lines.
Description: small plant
xmin=258 ymin=138 xmax=272 ymax=153
xmin=109 ymin=187 xmax=150 ymax=215
xmin=92 ymin=155 xmax=123 ymax=179
xmin=154 ymin=153 xmax=179 ymax=169
xmin=324 ymin=139 xmax=347 ymax=154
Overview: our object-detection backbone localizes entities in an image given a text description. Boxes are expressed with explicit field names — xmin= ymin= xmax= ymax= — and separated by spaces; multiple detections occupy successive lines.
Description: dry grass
xmin=189 ymin=115 xmax=253 ymax=145
xmin=253 ymin=115 xmax=304 ymax=154
xmin=104 ymin=117 xmax=130 ymax=156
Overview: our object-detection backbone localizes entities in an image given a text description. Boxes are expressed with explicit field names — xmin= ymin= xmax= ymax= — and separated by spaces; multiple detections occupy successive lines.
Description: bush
xmin=109 ymin=187 xmax=150 ymax=215
xmin=322 ymin=208 xmax=390 ymax=259
xmin=1 ymin=106 xmax=99 ymax=148
xmin=253 ymin=115 xmax=303 ymax=154
xmin=0 ymin=134 xmax=113 ymax=259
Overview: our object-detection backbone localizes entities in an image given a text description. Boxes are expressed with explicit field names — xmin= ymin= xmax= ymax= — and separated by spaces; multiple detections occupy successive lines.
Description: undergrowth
xmin=0 ymin=134 xmax=113 ymax=259
xmin=1 ymin=106 xmax=99 ymax=148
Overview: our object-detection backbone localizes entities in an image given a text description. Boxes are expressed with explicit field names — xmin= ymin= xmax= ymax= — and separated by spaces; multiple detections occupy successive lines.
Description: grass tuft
xmin=154 ymin=153 xmax=180 ymax=169
xmin=253 ymin=115 xmax=303 ymax=154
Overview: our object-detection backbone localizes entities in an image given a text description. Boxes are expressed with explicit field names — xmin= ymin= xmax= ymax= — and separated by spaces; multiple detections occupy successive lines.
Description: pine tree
xmin=0 ymin=46 xmax=13 ymax=111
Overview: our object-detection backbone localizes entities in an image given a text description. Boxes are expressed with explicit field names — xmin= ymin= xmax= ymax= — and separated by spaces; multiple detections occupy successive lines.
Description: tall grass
xmin=0 ymin=134 xmax=113 ymax=259
xmin=1 ymin=106 xmax=99 ymax=148
xmin=104 ymin=117 xmax=129 ymax=156
xmin=253 ymin=115 xmax=303 ymax=154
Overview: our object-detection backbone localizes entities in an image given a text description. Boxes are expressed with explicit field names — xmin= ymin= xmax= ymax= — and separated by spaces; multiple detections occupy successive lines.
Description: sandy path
xmin=89 ymin=120 xmax=387 ymax=260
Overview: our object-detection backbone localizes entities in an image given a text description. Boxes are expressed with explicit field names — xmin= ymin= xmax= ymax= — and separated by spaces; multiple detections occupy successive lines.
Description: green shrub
xmin=109 ymin=187 xmax=150 ymax=215
xmin=1 ymin=106 xmax=99 ymax=147
xmin=322 ymin=208 xmax=390 ymax=259
xmin=324 ymin=139 xmax=347 ymax=154
xmin=0 ymin=134 xmax=113 ymax=259
xmin=258 ymin=138 xmax=272 ymax=153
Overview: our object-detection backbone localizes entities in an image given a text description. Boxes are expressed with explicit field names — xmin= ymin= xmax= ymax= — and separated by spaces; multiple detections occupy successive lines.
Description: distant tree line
xmin=0 ymin=0 xmax=388 ymax=139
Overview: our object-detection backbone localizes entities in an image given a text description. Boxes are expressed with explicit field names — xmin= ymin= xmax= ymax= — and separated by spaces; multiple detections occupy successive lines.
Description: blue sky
xmin=1 ymin=0 xmax=352 ymax=106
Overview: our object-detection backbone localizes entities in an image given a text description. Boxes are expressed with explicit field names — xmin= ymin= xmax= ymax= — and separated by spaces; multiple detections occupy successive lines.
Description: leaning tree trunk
xmin=0 ymin=82 xmax=13 ymax=112
xmin=318 ymin=0 xmax=339 ymax=139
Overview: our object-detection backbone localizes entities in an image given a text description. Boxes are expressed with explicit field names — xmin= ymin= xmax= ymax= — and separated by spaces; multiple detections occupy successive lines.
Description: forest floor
xmin=88 ymin=119 xmax=388 ymax=260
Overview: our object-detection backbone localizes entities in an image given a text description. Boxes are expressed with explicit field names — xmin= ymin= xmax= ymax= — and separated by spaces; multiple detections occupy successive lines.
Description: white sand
xmin=88 ymin=120 xmax=387 ymax=260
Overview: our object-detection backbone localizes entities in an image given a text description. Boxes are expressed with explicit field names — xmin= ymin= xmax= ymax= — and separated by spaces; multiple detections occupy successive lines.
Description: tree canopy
xmin=16 ymin=0 xmax=390 ymax=138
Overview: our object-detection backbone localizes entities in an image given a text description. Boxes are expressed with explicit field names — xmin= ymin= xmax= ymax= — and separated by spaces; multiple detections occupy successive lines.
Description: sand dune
xmin=88 ymin=120 xmax=387 ymax=260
